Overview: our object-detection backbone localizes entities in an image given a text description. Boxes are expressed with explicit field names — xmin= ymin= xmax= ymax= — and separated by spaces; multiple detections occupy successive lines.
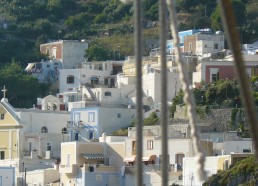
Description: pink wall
xmin=205 ymin=65 xmax=254 ymax=83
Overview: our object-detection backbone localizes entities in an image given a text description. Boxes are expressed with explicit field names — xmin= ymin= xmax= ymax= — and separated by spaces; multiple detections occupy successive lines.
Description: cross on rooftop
xmin=2 ymin=85 xmax=7 ymax=98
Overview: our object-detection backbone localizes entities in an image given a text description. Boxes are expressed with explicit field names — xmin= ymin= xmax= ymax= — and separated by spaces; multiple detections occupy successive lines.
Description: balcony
xmin=59 ymin=164 xmax=78 ymax=174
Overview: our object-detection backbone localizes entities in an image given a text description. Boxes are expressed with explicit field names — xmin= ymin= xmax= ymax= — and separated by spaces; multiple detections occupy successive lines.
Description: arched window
xmin=53 ymin=104 xmax=57 ymax=110
xmin=62 ymin=128 xmax=68 ymax=134
xmin=41 ymin=126 xmax=48 ymax=133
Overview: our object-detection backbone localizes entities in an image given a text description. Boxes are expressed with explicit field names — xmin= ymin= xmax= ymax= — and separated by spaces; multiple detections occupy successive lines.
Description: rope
xmin=218 ymin=0 xmax=258 ymax=159
xmin=166 ymin=0 xmax=206 ymax=181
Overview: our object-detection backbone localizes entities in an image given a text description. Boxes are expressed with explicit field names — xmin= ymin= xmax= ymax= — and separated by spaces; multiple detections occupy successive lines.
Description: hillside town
xmin=0 ymin=27 xmax=257 ymax=186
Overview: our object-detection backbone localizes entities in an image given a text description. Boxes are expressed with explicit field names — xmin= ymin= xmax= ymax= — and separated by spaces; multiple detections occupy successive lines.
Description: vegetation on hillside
xmin=203 ymin=155 xmax=258 ymax=186
xmin=0 ymin=0 xmax=258 ymax=66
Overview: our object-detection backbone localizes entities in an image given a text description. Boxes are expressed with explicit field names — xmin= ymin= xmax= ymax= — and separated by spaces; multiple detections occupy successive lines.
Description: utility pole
xmin=22 ymin=162 xmax=24 ymax=186
xmin=190 ymin=173 xmax=194 ymax=186
xmin=25 ymin=168 xmax=27 ymax=186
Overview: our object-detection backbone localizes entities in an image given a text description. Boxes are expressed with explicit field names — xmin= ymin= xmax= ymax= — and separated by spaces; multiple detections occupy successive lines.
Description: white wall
xmin=142 ymin=71 xmax=180 ymax=104
xmin=17 ymin=111 xmax=70 ymax=134
xmin=16 ymin=110 xmax=70 ymax=158
xmin=213 ymin=140 xmax=253 ymax=155
xmin=183 ymin=156 xmax=226 ymax=186
xmin=99 ymin=108 xmax=135 ymax=136
xmin=62 ymin=41 xmax=88 ymax=69
xmin=26 ymin=168 xmax=59 ymax=186
xmin=0 ymin=167 xmax=15 ymax=186
xmin=59 ymin=68 xmax=111 ymax=93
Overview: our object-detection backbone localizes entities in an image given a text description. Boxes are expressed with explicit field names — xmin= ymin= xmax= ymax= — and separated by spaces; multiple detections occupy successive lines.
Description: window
xmin=96 ymin=174 xmax=102 ymax=182
xmin=62 ymin=128 xmax=68 ymax=134
xmin=243 ymin=149 xmax=251 ymax=153
xmin=212 ymin=72 xmax=219 ymax=82
xmin=88 ymin=112 xmax=95 ymax=122
xmin=214 ymin=43 xmax=218 ymax=49
xmin=0 ymin=151 xmax=4 ymax=160
xmin=66 ymin=154 xmax=70 ymax=167
xmin=117 ymin=113 xmax=121 ymax=118
xmin=41 ymin=126 xmax=48 ymax=133
xmin=104 ymin=78 xmax=108 ymax=85
xmin=147 ymin=140 xmax=153 ymax=150
xmin=46 ymin=48 xmax=50 ymax=55
xmin=0 ymin=113 xmax=4 ymax=120
xmin=53 ymin=104 xmax=57 ymax=110
xmin=104 ymin=91 xmax=111 ymax=96
xmin=67 ymin=76 xmax=74 ymax=84
xmin=47 ymin=142 xmax=51 ymax=151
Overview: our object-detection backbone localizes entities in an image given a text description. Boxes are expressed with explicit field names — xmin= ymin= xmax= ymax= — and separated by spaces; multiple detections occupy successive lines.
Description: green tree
xmin=211 ymin=0 xmax=246 ymax=31
xmin=146 ymin=3 xmax=158 ymax=21
xmin=0 ymin=62 xmax=48 ymax=108
xmin=144 ymin=112 xmax=159 ymax=126
xmin=86 ymin=41 xmax=125 ymax=61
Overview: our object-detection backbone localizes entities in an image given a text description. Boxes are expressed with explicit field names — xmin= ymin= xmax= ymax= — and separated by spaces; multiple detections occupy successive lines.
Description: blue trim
xmin=0 ymin=167 xmax=15 ymax=186
xmin=71 ymin=107 xmax=100 ymax=139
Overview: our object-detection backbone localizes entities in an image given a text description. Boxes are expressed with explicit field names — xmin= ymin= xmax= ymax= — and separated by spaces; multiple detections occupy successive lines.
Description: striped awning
xmin=81 ymin=153 xmax=104 ymax=160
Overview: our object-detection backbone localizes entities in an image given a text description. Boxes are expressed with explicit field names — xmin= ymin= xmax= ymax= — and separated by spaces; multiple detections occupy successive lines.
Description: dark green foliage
xmin=205 ymin=80 xmax=240 ymax=106
xmin=130 ymin=112 xmax=159 ymax=126
xmin=86 ymin=41 xmax=125 ymax=61
xmin=0 ymin=62 xmax=48 ymax=108
xmin=145 ymin=3 xmax=158 ymax=21
xmin=144 ymin=112 xmax=159 ymax=126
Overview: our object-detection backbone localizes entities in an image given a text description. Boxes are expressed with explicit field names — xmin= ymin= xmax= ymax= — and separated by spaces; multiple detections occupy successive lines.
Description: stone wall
xmin=172 ymin=106 xmax=232 ymax=132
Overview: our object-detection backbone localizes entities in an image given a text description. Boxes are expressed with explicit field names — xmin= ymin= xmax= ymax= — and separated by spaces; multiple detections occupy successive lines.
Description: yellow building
xmin=0 ymin=98 xmax=21 ymax=160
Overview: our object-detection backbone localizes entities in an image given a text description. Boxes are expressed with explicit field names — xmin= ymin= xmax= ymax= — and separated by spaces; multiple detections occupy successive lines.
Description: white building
xmin=25 ymin=59 xmax=62 ymax=83
xmin=40 ymin=40 xmax=88 ymax=69
xmin=184 ymin=32 xmax=225 ymax=58
xmin=26 ymin=167 xmax=60 ymax=186
xmin=142 ymin=66 xmax=180 ymax=105
xmin=0 ymin=167 xmax=15 ymax=186
xmin=69 ymin=107 xmax=135 ymax=141
xmin=183 ymin=153 xmax=253 ymax=186
xmin=59 ymin=61 xmax=123 ymax=93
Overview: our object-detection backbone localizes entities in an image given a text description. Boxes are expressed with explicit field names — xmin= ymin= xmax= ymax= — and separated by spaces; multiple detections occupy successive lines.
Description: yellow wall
xmin=61 ymin=143 xmax=77 ymax=166
xmin=217 ymin=156 xmax=231 ymax=170
xmin=0 ymin=107 xmax=17 ymax=126
xmin=0 ymin=105 xmax=19 ymax=160
xmin=0 ymin=131 xmax=10 ymax=158
xmin=0 ymin=130 xmax=18 ymax=159
xmin=11 ymin=130 xmax=18 ymax=158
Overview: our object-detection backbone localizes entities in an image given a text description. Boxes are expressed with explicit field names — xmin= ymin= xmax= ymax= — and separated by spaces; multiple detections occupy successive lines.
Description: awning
xmin=25 ymin=63 xmax=35 ymax=71
xmin=142 ymin=155 xmax=156 ymax=162
xmin=123 ymin=155 xmax=156 ymax=162
xmin=123 ymin=157 xmax=136 ymax=162
xmin=81 ymin=153 xmax=104 ymax=160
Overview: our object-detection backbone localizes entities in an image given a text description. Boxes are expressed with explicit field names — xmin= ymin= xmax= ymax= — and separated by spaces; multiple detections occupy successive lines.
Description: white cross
xmin=2 ymin=85 xmax=7 ymax=98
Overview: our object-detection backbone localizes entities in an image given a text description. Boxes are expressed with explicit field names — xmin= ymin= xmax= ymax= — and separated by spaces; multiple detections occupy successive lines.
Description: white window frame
xmin=147 ymin=140 xmax=153 ymax=150
xmin=88 ymin=112 xmax=95 ymax=122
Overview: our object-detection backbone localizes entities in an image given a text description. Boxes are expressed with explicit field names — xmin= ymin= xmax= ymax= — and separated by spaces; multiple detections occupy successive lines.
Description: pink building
xmin=193 ymin=60 xmax=258 ymax=87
